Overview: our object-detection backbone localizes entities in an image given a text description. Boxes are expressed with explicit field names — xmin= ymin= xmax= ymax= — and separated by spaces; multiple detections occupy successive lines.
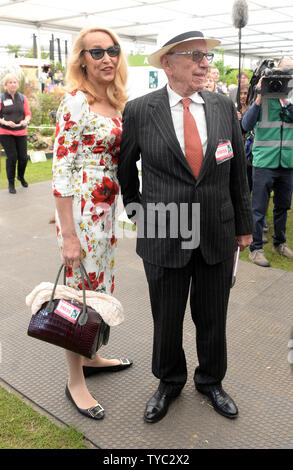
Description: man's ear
xmin=160 ymin=54 xmax=171 ymax=73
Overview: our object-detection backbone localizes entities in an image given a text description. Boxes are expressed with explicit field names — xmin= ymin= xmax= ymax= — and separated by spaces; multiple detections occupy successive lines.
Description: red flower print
xmin=53 ymin=189 xmax=62 ymax=197
xmin=63 ymin=112 xmax=71 ymax=121
xmin=70 ymin=90 xmax=77 ymax=96
xmin=64 ymin=120 xmax=76 ymax=131
xmin=110 ymin=235 xmax=116 ymax=246
xmin=56 ymin=145 xmax=68 ymax=159
xmin=98 ymin=272 xmax=104 ymax=284
xmin=85 ymin=235 xmax=92 ymax=252
xmin=83 ymin=171 xmax=87 ymax=183
xmin=58 ymin=135 xmax=65 ymax=145
xmin=100 ymin=159 xmax=106 ymax=166
xmin=82 ymin=135 xmax=95 ymax=146
xmin=112 ymin=118 xmax=121 ymax=126
xmin=69 ymin=140 xmax=79 ymax=153
xmin=55 ymin=122 xmax=60 ymax=137
xmin=56 ymin=225 xmax=60 ymax=235
xmin=91 ymin=177 xmax=119 ymax=206
xmin=81 ymin=196 xmax=86 ymax=216
xmin=88 ymin=272 xmax=96 ymax=283
xmin=92 ymin=144 xmax=106 ymax=154
xmin=111 ymin=126 xmax=122 ymax=145
xmin=65 ymin=267 xmax=73 ymax=277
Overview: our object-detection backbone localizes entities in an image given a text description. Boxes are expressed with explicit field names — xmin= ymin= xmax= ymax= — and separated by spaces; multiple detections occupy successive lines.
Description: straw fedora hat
xmin=148 ymin=31 xmax=221 ymax=69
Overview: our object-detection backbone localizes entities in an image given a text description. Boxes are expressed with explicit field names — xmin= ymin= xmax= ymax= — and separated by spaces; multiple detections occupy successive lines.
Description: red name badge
xmin=215 ymin=140 xmax=234 ymax=164
xmin=54 ymin=299 xmax=82 ymax=323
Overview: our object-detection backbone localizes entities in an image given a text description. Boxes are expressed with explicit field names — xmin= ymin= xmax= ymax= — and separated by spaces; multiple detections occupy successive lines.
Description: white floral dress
xmin=52 ymin=90 xmax=121 ymax=294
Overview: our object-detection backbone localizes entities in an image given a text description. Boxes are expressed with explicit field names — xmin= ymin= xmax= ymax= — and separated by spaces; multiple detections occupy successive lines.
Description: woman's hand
xmin=4 ymin=120 xmax=17 ymax=128
xmin=62 ymin=234 xmax=83 ymax=268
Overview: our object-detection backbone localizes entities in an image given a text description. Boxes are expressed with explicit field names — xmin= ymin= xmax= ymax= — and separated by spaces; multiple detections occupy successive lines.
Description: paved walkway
xmin=0 ymin=180 xmax=293 ymax=449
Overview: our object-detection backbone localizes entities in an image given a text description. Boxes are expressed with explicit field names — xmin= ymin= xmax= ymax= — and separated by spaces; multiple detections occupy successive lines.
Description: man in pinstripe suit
xmin=118 ymin=31 xmax=253 ymax=423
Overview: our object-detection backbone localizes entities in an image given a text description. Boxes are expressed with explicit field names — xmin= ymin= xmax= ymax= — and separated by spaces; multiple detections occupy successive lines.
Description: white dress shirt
xmin=167 ymin=83 xmax=208 ymax=157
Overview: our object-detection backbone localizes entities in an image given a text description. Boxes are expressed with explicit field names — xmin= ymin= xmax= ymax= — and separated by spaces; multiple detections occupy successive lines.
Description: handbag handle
xmin=45 ymin=262 xmax=93 ymax=326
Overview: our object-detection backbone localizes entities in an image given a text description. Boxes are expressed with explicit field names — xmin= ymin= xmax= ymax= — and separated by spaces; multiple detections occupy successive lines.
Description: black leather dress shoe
xmin=65 ymin=384 xmax=104 ymax=420
xmin=144 ymin=388 xmax=181 ymax=424
xmin=83 ymin=358 xmax=133 ymax=377
xmin=17 ymin=176 xmax=28 ymax=187
xmin=196 ymin=384 xmax=238 ymax=419
xmin=9 ymin=184 xmax=16 ymax=194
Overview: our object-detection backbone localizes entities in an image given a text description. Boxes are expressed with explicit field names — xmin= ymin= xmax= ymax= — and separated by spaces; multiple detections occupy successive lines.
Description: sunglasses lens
xmin=90 ymin=49 xmax=104 ymax=60
xmin=107 ymin=45 xmax=120 ymax=57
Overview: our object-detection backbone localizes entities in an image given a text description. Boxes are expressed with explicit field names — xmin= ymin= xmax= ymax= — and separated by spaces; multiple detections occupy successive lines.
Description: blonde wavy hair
xmin=58 ymin=27 xmax=128 ymax=110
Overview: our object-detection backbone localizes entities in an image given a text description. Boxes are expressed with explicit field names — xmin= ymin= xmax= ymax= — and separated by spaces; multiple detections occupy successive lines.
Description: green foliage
xmin=29 ymin=92 xmax=60 ymax=126
xmin=213 ymin=48 xmax=253 ymax=86
xmin=22 ymin=46 xmax=49 ymax=59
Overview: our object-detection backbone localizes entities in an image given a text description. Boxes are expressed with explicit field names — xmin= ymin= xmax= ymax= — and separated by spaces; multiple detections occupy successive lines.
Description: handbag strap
xmin=45 ymin=261 xmax=93 ymax=326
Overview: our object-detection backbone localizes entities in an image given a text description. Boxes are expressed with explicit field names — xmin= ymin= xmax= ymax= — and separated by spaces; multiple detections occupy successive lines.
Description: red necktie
xmin=181 ymin=98 xmax=203 ymax=179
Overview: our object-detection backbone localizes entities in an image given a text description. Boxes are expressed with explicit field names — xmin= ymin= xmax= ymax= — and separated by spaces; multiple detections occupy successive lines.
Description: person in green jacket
xmin=242 ymin=57 xmax=293 ymax=267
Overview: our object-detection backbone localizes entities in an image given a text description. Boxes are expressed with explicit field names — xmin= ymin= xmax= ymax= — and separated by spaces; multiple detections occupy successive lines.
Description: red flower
xmin=64 ymin=121 xmax=76 ymax=131
xmin=81 ymin=196 xmax=86 ymax=216
xmin=66 ymin=267 xmax=73 ymax=277
xmin=98 ymin=272 xmax=104 ymax=284
xmin=70 ymin=90 xmax=77 ymax=96
xmin=91 ymin=177 xmax=119 ymax=206
xmin=85 ymin=235 xmax=92 ymax=252
xmin=53 ymin=189 xmax=62 ymax=197
xmin=82 ymin=135 xmax=95 ymax=146
xmin=58 ymin=135 xmax=65 ymax=145
xmin=112 ymin=118 xmax=121 ymax=126
xmin=111 ymin=126 xmax=122 ymax=145
xmin=110 ymin=235 xmax=116 ymax=246
xmin=56 ymin=145 xmax=68 ymax=159
xmin=92 ymin=144 xmax=106 ymax=154
xmin=88 ymin=272 xmax=96 ymax=283
xmin=69 ymin=140 xmax=79 ymax=153
xmin=55 ymin=122 xmax=60 ymax=137
xmin=83 ymin=171 xmax=87 ymax=183
xmin=56 ymin=225 xmax=60 ymax=235
xmin=100 ymin=159 xmax=106 ymax=166
xmin=63 ymin=112 xmax=71 ymax=121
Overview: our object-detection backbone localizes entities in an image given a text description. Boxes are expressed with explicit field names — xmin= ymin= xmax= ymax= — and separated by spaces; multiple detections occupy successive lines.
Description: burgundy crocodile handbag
xmin=27 ymin=263 xmax=110 ymax=358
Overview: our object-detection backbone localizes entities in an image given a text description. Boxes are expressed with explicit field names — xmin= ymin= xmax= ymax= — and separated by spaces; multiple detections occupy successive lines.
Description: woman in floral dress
xmin=52 ymin=27 xmax=132 ymax=420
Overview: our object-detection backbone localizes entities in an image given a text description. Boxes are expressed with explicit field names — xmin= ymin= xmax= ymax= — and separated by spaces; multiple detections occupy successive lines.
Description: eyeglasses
xmin=166 ymin=50 xmax=214 ymax=64
xmin=81 ymin=45 xmax=120 ymax=60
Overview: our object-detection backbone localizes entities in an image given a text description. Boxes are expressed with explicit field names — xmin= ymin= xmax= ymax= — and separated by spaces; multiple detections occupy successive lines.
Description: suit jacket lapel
xmin=148 ymin=86 xmax=194 ymax=176
xmin=148 ymin=86 xmax=220 ymax=183
xmin=196 ymin=90 xmax=219 ymax=186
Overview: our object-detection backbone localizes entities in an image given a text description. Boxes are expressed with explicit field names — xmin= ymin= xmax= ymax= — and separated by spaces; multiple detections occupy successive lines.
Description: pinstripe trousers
xmin=143 ymin=248 xmax=234 ymax=392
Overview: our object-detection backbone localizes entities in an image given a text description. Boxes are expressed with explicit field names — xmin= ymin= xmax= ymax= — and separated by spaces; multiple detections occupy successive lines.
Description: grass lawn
xmin=239 ymin=194 xmax=293 ymax=272
xmin=0 ymin=386 xmax=87 ymax=449
xmin=0 ymin=155 xmax=53 ymax=191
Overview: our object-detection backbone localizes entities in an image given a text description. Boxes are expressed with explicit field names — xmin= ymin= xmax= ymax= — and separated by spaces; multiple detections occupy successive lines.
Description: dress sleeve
xmin=52 ymin=91 xmax=87 ymax=197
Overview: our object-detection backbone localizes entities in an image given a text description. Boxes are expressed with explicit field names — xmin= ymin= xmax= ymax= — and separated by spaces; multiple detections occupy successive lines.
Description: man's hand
xmin=236 ymin=234 xmax=253 ymax=251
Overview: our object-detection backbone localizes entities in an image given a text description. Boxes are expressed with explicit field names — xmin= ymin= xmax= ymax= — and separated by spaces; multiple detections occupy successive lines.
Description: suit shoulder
xmin=125 ymin=88 xmax=165 ymax=111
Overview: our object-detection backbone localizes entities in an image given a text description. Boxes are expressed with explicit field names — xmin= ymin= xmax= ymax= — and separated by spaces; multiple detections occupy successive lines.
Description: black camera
xmin=248 ymin=59 xmax=293 ymax=102
xmin=261 ymin=65 xmax=293 ymax=96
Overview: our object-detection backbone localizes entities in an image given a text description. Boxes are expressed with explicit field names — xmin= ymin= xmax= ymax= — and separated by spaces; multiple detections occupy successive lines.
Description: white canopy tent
xmin=0 ymin=0 xmax=293 ymax=82
xmin=0 ymin=0 xmax=293 ymax=58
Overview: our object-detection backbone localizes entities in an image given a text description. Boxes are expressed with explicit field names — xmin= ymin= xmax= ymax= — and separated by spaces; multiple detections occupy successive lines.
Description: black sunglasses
xmin=81 ymin=45 xmax=120 ymax=60
xmin=166 ymin=50 xmax=214 ymax=64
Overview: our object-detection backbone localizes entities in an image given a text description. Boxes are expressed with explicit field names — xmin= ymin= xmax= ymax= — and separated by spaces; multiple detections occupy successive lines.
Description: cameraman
xmin=242 ymin=57 xmax=293 ymax=267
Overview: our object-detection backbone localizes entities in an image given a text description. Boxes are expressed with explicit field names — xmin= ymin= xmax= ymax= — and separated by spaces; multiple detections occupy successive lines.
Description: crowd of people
xmin=203 ymin=62 xmax=293 ymax=268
